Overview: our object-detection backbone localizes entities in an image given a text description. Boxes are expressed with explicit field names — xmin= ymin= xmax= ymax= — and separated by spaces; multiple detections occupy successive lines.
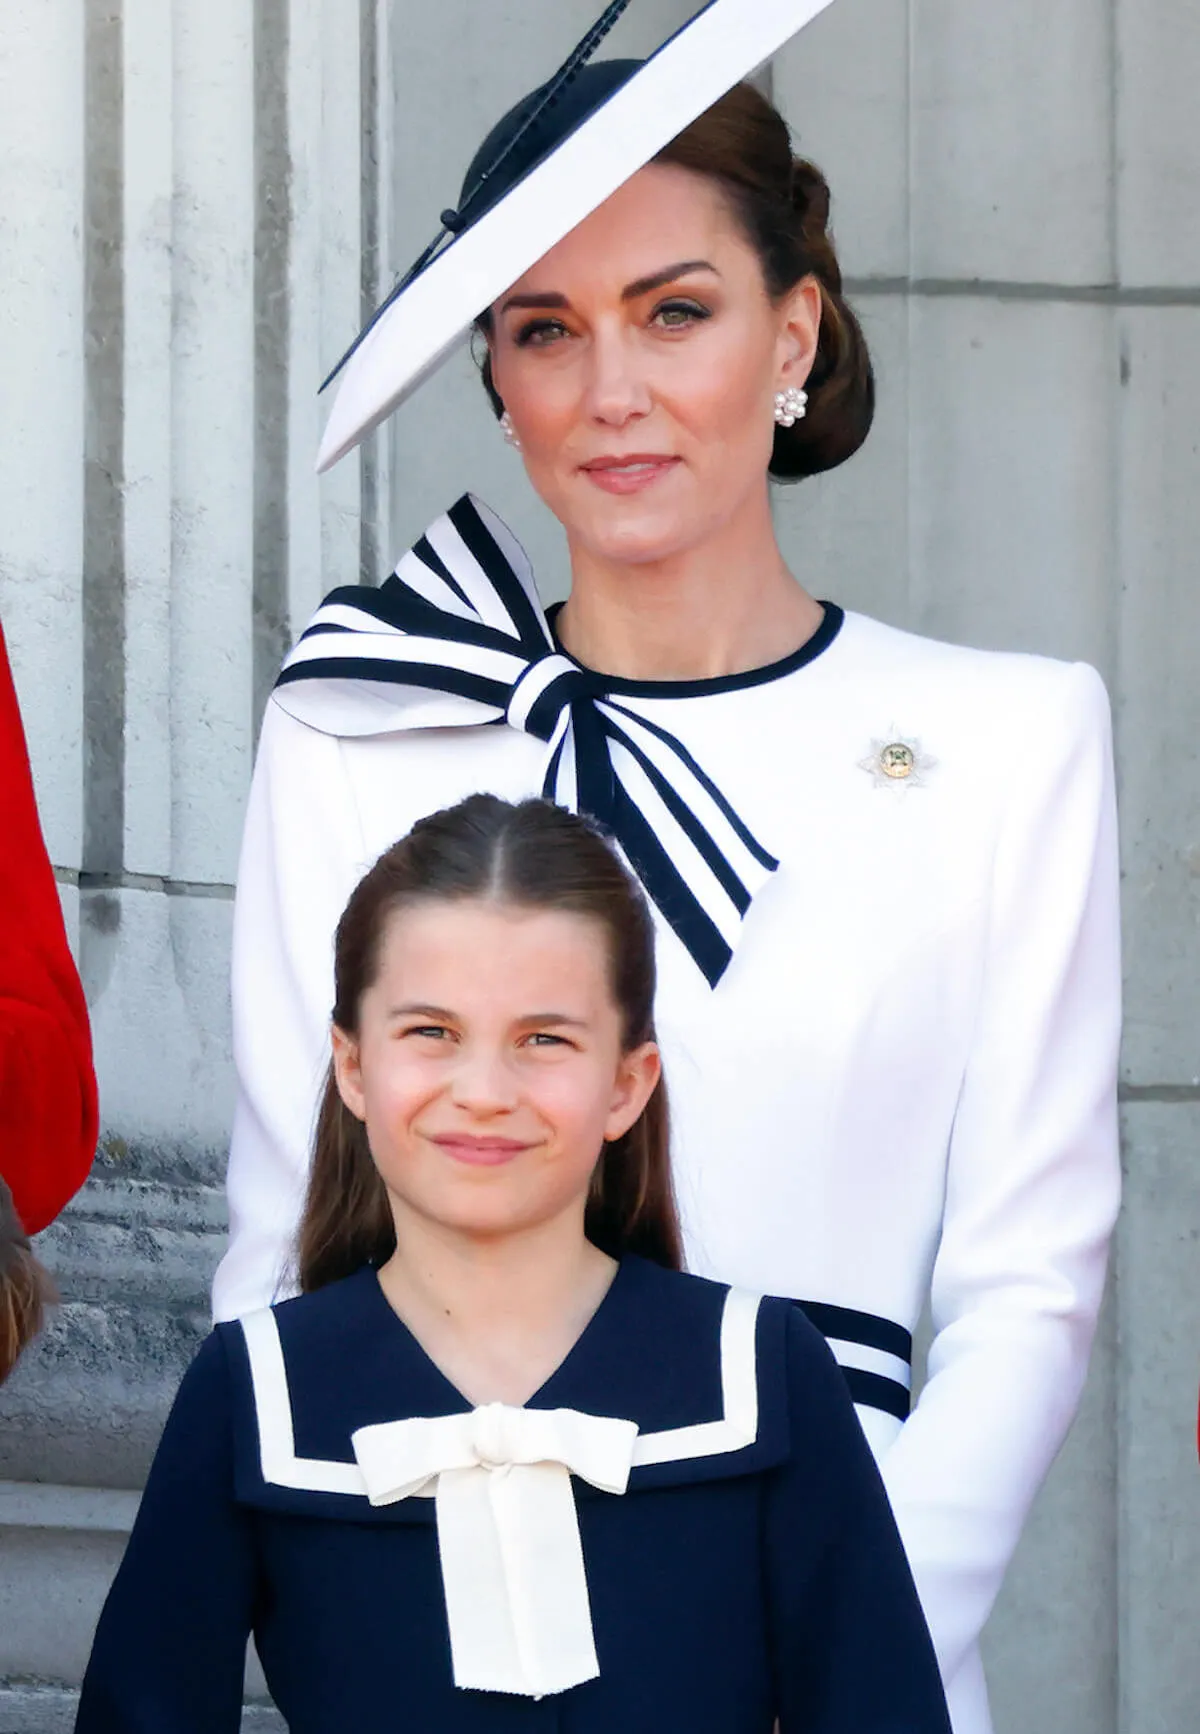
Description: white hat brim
xmin=316 ymin=0 xmax=837 ymax=473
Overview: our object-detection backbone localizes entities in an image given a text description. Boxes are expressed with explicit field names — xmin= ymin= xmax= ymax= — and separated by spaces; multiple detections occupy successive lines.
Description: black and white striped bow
xmin=273 ymin=495 xmax=777 ymax=986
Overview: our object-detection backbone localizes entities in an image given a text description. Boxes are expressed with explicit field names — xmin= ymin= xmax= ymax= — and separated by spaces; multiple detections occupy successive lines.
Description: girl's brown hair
xmin=296 ymin=795 xmax=681 ymax=1292
xmin=476 ymin=80 xmax=873 ymax=481
xmin=0 ymin=1178 xmax=57 ymax=1385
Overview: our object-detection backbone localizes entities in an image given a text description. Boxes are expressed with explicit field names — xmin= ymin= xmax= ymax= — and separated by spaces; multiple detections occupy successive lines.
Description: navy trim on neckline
xmin=545 ymin=601 xmax=844 ymax=699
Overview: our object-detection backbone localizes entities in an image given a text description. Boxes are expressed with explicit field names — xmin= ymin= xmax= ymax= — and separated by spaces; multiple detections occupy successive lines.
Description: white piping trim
xmin=240 ymin=1287 xmax=764 ymax=1499
xmin=241 ymin=1308 xmax=368 ymax=1497
xmin=632 ymin=1288 xmax=761 ymax=1467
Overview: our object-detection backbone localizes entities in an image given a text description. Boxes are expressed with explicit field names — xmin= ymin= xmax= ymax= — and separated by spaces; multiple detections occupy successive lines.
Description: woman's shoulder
xmin=835 ymin=608 xmax=1109 ymax=721
xmin=825 ymin=610 xmax=1112 ymax=779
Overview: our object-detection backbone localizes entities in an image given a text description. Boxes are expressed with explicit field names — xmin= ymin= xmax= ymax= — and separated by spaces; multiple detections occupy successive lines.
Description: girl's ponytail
xmin=297 ymin=1070 xmax=394 ymax=1293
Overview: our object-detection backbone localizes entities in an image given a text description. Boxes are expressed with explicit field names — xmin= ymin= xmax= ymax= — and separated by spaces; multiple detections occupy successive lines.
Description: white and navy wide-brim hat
xmin=316 ymin=0 xmax=838 ymax=472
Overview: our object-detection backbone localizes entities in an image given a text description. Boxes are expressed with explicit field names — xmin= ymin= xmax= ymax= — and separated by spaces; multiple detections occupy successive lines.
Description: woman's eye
xmin=524 ymin=1032 xmax=568 ymax=1049
xmin=652 ymin=299 xmax=711 ymax=330
xmin=514 ymin=318 xmax=569 ymax=348
xmin=403 ymin=1025 xmax=451 ymax=1042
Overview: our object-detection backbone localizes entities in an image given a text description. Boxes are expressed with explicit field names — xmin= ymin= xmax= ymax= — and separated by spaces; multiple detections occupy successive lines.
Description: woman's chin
xmin=570 ymin=499 xmax=705 ymax=569
xmin=529 ymin=465 xmax=694 ymax=566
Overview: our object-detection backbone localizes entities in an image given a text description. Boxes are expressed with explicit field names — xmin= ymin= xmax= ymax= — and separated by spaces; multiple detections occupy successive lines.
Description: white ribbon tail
xmin=438 ymin=1462 xmax=600 ymax=1698
xmin=605 ymin=702 xmax=777 ymax=892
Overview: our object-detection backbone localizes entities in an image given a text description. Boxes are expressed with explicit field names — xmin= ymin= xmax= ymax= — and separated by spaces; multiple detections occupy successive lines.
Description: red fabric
xmin=0 ymin=623 xmax=98 ymax=1233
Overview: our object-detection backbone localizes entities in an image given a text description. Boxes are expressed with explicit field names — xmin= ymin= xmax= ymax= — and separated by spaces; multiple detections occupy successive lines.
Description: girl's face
xmin=487 ymin=161 xmax=820 ymax=569
xmin=332 ymin=899 xmax=660 ymax=1247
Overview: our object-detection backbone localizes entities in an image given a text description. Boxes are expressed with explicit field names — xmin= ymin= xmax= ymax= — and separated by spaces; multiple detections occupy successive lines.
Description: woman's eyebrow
xmin=498 ymin=260 xmax=719 ymax=315
xmin=620 ymin=260 xmax=718 ymax=300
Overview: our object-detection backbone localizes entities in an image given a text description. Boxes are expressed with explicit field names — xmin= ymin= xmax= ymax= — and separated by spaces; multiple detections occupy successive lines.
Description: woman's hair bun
xmin=791 ymin=159 xmax=833 ymax=266
xmin=770 ymin=154 xmax=873 ymax=480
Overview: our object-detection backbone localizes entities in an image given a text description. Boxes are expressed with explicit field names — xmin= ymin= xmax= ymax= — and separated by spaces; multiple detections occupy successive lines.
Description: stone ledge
xmin=0 ymin=1685 xmax=283 ymax=1733
xmin=0 ymin=1299 xmax=210 ymax=1487
xmin=48 ymin=1175 xmax=229 ymax=1232
xmin=32 ymin=1170 xmax=229 ymax=1313
xmin=0 ymin=1484 xmax=139 ymax=1536
xmin=5 ymin=1169 xmax=229 ymax=1487
xmin=0 ymin=1684 xmax=80 ymax=1734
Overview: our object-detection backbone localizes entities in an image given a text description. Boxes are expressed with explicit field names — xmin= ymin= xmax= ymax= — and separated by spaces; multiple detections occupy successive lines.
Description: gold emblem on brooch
xmin=880 ymin=742 xmax=915 ymax=779
xmin=859 ymin=732 xmax=936 ymax=789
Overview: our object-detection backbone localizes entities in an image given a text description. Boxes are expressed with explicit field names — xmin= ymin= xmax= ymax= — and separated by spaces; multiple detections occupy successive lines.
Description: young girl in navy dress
xmin=78 ymin=794 xmax=950 ymax=1732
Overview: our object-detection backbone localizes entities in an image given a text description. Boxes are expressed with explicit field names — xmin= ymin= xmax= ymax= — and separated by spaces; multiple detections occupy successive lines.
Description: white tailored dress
xmin=213 ymin=497 xmax=1122 ymax=1734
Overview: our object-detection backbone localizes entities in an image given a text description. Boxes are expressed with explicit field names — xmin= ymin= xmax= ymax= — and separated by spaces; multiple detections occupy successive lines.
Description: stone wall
xmin=1 ymin=2 xmax=1198 ymax=1729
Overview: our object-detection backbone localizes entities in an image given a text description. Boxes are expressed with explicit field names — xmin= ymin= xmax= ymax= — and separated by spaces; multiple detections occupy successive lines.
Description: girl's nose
xmin=449 ymin=1046 xmax=519 ymax=1115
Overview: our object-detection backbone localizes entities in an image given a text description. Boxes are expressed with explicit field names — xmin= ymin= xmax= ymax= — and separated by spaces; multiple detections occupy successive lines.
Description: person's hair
xmin=475 ymin=79 xmax=873 ymax=480
xmin=0 ymin=1178 xmax=57 ymax=1385
xmin=296 ymin=794 xmax=681 ymax=1291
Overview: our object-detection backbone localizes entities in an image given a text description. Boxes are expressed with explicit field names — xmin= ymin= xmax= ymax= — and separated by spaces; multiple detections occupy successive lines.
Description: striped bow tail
xmin=273 ymin=494 xmax=778 ymax=987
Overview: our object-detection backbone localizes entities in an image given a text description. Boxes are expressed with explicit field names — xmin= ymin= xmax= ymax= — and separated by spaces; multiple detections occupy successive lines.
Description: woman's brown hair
xmin=296 ymin=794 xmax=681 ymax=1292
xmin=0 ymin=1177 xmax=56 ymax=1384
xmin=476 ymin=80 xmax=873 ymax=480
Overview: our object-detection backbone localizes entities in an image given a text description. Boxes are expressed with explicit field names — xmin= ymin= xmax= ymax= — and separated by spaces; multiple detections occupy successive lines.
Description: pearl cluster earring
xmin=773 ymin=386 xmax=808 ymax=428
xmin=499 ymin=411 xmax=521 ymax=450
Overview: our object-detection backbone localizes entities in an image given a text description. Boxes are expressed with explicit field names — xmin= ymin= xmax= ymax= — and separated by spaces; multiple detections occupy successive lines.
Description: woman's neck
xmin=377 ymin=1209 xmax=617 ymax=1408
xmin=555 ymin=506 xmax=824 ymax=683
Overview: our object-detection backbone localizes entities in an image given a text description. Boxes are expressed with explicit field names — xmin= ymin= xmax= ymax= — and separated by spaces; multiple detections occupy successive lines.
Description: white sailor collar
xmin=219 ymin=1257 xmax=793 ymax=1523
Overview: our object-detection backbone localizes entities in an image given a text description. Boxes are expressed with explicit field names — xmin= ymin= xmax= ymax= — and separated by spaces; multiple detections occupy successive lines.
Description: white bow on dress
xmin=351 ymin=1401 xmax=640 ymax=1699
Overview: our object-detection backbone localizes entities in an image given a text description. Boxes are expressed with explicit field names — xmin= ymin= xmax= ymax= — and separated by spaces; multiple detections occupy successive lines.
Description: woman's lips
xmin=431 ymin=1134 xmax=531 ymax=1168
xmin=580 ymin=456 xmax=680 ymax=495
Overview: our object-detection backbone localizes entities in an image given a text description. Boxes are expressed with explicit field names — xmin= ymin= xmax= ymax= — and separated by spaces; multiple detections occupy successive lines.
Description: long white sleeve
xmin=212 ymin=700 xmax=369 ymax=1322
xmin=878 ymin=661 xmax=1122 ymax=1695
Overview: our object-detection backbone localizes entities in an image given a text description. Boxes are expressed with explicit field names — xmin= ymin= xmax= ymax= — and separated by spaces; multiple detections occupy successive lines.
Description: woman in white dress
xmin=213 ymin=14 xmax=1121 ymax=1734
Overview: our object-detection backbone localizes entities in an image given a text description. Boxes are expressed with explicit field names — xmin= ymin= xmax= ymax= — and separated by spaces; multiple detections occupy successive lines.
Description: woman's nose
xmin=582 ymin=328 xmax=652 ymax=426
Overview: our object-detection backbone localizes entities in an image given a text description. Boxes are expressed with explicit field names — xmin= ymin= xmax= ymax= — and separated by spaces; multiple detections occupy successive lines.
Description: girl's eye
xmin=524 ymin=1032 xmax=569 ymax=1049
xmin=652 ymin=299 xmax=711 ymax=330
xmin=514 ymin=317 xmax=569 ymax=348
xmin=403 ymin=1025 xmax=451 ymax=1042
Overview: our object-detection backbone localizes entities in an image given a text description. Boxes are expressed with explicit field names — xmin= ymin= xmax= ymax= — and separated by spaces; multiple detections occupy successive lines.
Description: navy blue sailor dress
xmin=76 ymin=1255 xmax=951 ymax=1733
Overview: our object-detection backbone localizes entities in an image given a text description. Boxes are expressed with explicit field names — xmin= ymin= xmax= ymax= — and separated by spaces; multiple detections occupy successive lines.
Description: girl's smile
xmin=430 ymin=1132 xmax=534 ymax=1167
